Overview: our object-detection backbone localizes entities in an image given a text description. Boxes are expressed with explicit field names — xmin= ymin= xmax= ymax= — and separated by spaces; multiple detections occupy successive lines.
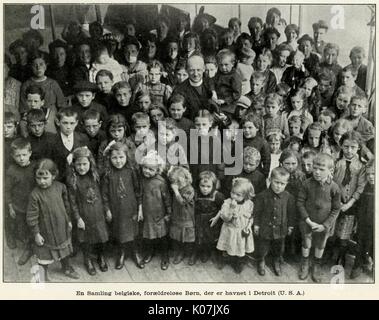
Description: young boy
xmin=263 ymin=93 xmax=289 ymax=137
xmin=4 ymin=112 xmax=19 ymax=170
xmin=111 ymin=81 xmax=139 ymax=126
xmin=168 ymin=94 xmax=194 ymax=136
xmin=301 ymin=150 xmax=317 ymax=179
xmin=297 ymin=153 xmax=342 ymax=283
xmin=246 ymin=72 xmax=266 ymax=107
xmin=318 ymin=109 xmax=335 ymax=134
xmin=317 ymin=69 xmax=336 ymax=110
xmin=339 ymin=66 xmax=365 ymax=97
xmin=94 ymin=69 xmax=117 ymax=111
xmin=281 ymin=50 xmax=307 ymax=90
xmin=266 ymin=129 xmax=283 ymax=179
xmin=4 ymin=138 xmax=35 ymax=262
xmin=51 ymin=107 xmax=89 ymax=182
xmin=82 ymin=109 xmax=107 ymax=158
xmin=71 ymin=80 xmax=108 ymax=133
xmin=319 ymin=43 xmax=342 ymax=79
xmin=236 ymin=47 xmax=255 ymax=95
xmin=344 ymin=95 xmax=374 ymax=143
xmin=26 ymin=109 xmax=55 ymax=161
xmin=254 ymin=167 xmax=296 ymax=276
xmin=328 ymin=86 xmax=353 ymax=119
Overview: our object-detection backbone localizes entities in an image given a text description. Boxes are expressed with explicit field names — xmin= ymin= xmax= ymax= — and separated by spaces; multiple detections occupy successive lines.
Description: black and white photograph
xmin=2 ymin=2 xmax=376 ymax=289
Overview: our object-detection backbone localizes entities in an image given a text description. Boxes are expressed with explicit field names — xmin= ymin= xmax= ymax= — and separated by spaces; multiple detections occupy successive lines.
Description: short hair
xmin=251 ymin=71 xmax=266 ymax=83
xmin=288 ymin=115 xmax=302 ymax=125
xmin=112 ymin=81 xmax=131 ymax=94
xmin=313 ymin=153 xmax=334 ymax=169
xmin=350 ymin=95 xmax=368 ymax=108
xmin=11 ymin=137 xmax=31 ymax=153
xmin=263 ymin=27 xmax=281 ymax=42
xmin=122 ymin=36 xmax=140 ymax=50
xmin=312 ymin=20 xmax=328 ymax=32
xmin=258 ymin=48 xmax=273 ymax=64
xmin=140 ymin=150 xmax=165 ymax=174
xmin=106 ymin=113 xmax=131 ymax=136
xmin=160 ymin=117 xmax=178 ymax=131
xmin=231 ymin=177 xmax=255 ymax=200
xmin=134 ymin=89 xmax=151 ymax=102
xmin=340 ymin=131 xmax=363 ymax=147
xmin=241 ymin=112 xmax=263 ymax=132
xmin=276 ymin=82 xmax=291 ymax=95
xmin=28 ymin=52 xmax=48 ymax=65
xmin=4 ymin=112 xmax=18 ymax=125
xmin=175 ymin=60 xmax=187 ymax=72
xmin=297 ymin=34 xmax=314 ymax=47
xmin=22 ymin=29 xmax=44 ymax=46
xmin=228 ymin=17 xmax=241 ymax=28
xmin=332 ymin=118 xmax=353 ymax=132
xmin=265 ymin=93 xmax=282 ymax=107
xmin=306 ymin=122 xmax=323 ymax=134
xmin=285 ymin=24 xmax=300 ymax=37
xmin=149 ymin=102 xmax=169 ymax=118
xmin=302 ymin=77 xmax=318 ymax=88
xmin=266 ymin=7 xmax=282 ymax=25
xmin=195 ymin=109 xmax=213 ymax=124
xmin=35 ymin=158 xmax=59 ymax=177
xmin=323 ymin=43 xmax=339 ymax=56
xmin=56 ymin=107 xmax=78 ymax=121
xmin=317 ymin=68 xmax=336 ymax=87
xmin=276 ymin=43 xmax=292 ymax=54
xmin=147 ymin=59 xmax=164 ymax=72
xmin=289 ymin=87 xmax=307 ymax=101
xmin=279 ymin=149 xmax=301 ymax=166
xmin=216 ymin=49 xmax=235 ymax=64
xmin=350 ymin=46 xmax=366 ymax=58
xmin=96 ymin=69 xmax=114 ymax=81
xmin=169 ymin=93 xmax=185 ymax=106
xmin=267 ymin=131 xmax=283 ymax=143
xmin=92 ymin=43 xmax=110 ymax=59
xmin=83 ymin=109 xmax=101 ymax=122
xmin=248 ymin=17 xmax=263 ymax=29
xmin=342 ymin=65 xmax=358 ymax=78
xmin=27 ymin=109 xmax=46 ymax=123
xmin=302 ymin=150 xmax=317 ymax=160
xmin=25 ymin=84 xmax=45 ymax=100
xmin=243 ymin=146 xmax=261 ymax=163
xmin=319 ymin=109 xmax=336 ymax=121
xmin=204 ymin=55 xmax=217 ymax=66
xmin=236 ymin=32 xmax=252 ymax=49
xmin=9 ymin=39 xmax=27 ymax=54
xmin=198 ymin=170 xmax=218 ymax=188
xmin=48 ymin=39 xmax=67 ymax=54
xmin=168 ymin=165 xmax=192 ymax=185
xmin=183 ymin=32 xmax=200 ymax=51
xmin=336 ymin=85 xmax=354 ymax=98
xmin=271 ymin=166 xmax=290 ymax=181
xmin=131 ymin=112 xmax=150 ymax=126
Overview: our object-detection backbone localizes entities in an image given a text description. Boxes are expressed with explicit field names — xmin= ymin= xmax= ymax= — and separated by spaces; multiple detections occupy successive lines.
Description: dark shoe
xmin=312 ymin=258 xmax=322 ymax=283
xmin=63 ymin=266 xmax=80 ymax=279
xmin=6 ymin=234 xmax=17 ymax=249
xmin=133 ymin=251 xmax=145 ymax=269
xmin=115 ymin=251 xmax=125 ymax=270
xmin=233 ymin=260 xmax=244 ymax=274
xmin=258 ymin=260 xmax=266 ymax=276
xmin=200 ymin=250 xmax=209 ymax=263
xmin=273 ymin=259 xmax=282 ymax=276
xmin=188 ymin=251 xmax=197 ymax=266
xmin=143 ymin=252 xmax=154 ymax=264
xmin=173 ymin=251 xmax=184 ymax=264
xmin=97 ymin=254 xmax=108 ymax=272
xmin=350 ymin=266 xmax=362 ymax=279
xmin=18 ymin=247 xmax=33 ymax=266
xmin=216 ymin=255 xmax=225 ymax=270
xmin=84 ymin=258 xmax=96 ymax=276
xmin=299 ymin=257 xmax=309 ymax=280
xmin=161 ymin=259 xmax=169 ymax=271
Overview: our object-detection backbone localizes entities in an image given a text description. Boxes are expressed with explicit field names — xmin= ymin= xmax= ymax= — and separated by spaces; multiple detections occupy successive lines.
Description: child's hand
xmin=171 ymin=183 xmax=179 ymax=193
xmin=230 ymin=199 xmax=237 ymax=209
xmin=138 ymin=205 xmax=143 ymax=222
xmin=68 ymin=222 xmax=72 ymax=232
xmin=288 ymin=227 xmax=294 ymax=235
xmin=253 ymin=225 xmax=260 ymax=236
xmin=340 ymin=200 xmax=354 ymax=213
xmin=77 ymin=218 xmax=85 ymax=230
xmin=8 ymin=205 xmax=16 ymax=219
xmin=105 ymin=210 xmax=112 ymax=223
xmin=209 ymin=216 xmax=219 ymax=227
xmin=161 ymin=71 xmax=168 ymax=78
xmin=306 ymin=218 xmax=317 ymax=230
xmin=164 ymin=215 xmax=171 ymax=223
xmin=35 ymin=233 xmax=45 ymax=246
xmin=313 ymin=224 xmax=326 ymax=233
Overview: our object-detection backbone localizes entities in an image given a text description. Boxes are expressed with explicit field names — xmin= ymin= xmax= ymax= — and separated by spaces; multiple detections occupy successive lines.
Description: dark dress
xmin=68 ymin=174 xmax=109 ymax=244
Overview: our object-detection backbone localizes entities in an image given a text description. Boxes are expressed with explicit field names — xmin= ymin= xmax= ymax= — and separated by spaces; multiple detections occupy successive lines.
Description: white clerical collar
xmin=189 ymin=79 xmax=203 ymax=87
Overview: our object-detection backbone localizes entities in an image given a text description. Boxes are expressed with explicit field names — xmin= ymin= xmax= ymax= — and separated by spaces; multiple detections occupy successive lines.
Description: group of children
xmin=4 ymin=7 xmax=375 ymax=283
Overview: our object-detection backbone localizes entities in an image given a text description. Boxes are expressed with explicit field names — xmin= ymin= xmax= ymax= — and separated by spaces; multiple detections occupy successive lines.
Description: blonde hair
xmin=231 ymin=177 xmax=255 ymax=200
xmin=140 ymin=150 xmax=165 ymax=174
xmin=167 ymin=165 xmax=192 ymax=185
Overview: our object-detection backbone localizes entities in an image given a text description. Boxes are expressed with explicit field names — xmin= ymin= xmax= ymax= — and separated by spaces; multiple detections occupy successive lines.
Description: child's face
xmin=341 ymin=71 xmax=356 ymax=87
xmin=349 ymin=99 xmax=366 ymax=118
xmin=125 ymin=24 xmax=136 ymax=37
xmin=253 ymin=104 xmax=265 ymax=116
xmin=199 ymin=179 xmax=213 ymax=196
xmin=302 ymin=157 xmax=314 ymax=175
xmin=350 ymin=52 xmax=364 ymax=67
xmin=134 ymin=123 xmax=150 ymax=136
xmin=243 ymin=158 xmax=260 ymax=173
xmin=169 ymin=102 xmax=186 ymax=120
xmin=318 ymin=115 xmax=333 ymax=131
xmin=318 ymin=80 xmax=331 ymax=94
xmin=109 ymin=125 xmax=125 ymax=141
xmin=289 ymin=142 xmax=300 ymax=152
xmin=29 ymin=120 xmax=45 ymax=137
xmin=300 ymin=40 xmax=313 ymax=57
xmin=251 ymin=79 xmax=264 ymax=95
xmin=147 ymin=41 xmax=157 ymax=59
xmin=12 ymin=148 xmax=32 ymax=167
xmin=230 ymin=21 xmax=241 ymax=36
xmin=97 ymin=50 xmax=110 ymax=64
xmin=291 ymin=96 xmax=304 ymax=111
xmin=150 ymin=109 xmax=165 ymax=125
xmin=205 ymin=63 xmax=218 ymax=78
xmin=302 ymin=83 xmax=315 ymax=98
xmin=78 ymin=44 xmax=91 ymax=64
xmin=74 ymin=156 xmax=91 ymax=176
xmin=142 ymin=163 xmax=159 ymax=178
xmin=333 ymin=127 xmax=347 ymax=144
xmin=138 ymin=96 xmax=151 ymax=112
xmin=242 ymin=121 xmax=258 ymax=139
xmin=58 ymin=116 xmax=78 ymax=136
xmin=110 ymin=150 xmax=127 ymax=169
xmin=77 ymin=91 xmax=95 ymax=108
xmin=168 ymin=42 xmax=179 ymax=60
xmin=26 ymin=93 xmax=44 ymax=110
xmin=314 ymin=28 xmax=326 ymax=42
xmin=84 ymin=118 xmax=102 ymax=137
xmin=249 ymin=22 xmax=263 ymax=39
xmin=53 ymin=47 xmax=66 ymax=67
xmin=115 ymin=88 xmax=131 ymax=107
xmin=158 ymin=127 xmax=175 ymax=145
xmin=31 ymin=58 xmax=47 ymax=78
xmin=235 ymin=106 xmax=248 ymax=120
xmin=36 ymin=170 xmax=54 ymax=189
xmin=282 ymin=156 xmax=298 ymax=173
xmin=287 ymin=30 xmax=297 ymax=42
xmin=4 ymin=122 xmax=17 ymax=138
xmin=231 ymin=186 xmax=245 ymax=203
xmin=14 ymin=46 xmax=28 ymax=65
xmin=269 ymin=139 xmax=281 ymax=154
xmin=366 ymin=167 xmax=375 ymax=185
xmin=267 ymin=33 xmax=279 ymax=50
xmin=308 ymin=129 xmax=321 ymax=148
xmin=312 ymin=160 xmax=331 ymax=182
xmin=270 ymin=175 xmax=288 ymax=194
xmin=265 ymin=100 xmax=280 ymax=117
xmin=336 ymin=93 xmax=351 ymax=111
xmin=149 ymin=67 xmax=161 ymax=84
xmin=278 ymin=49 xmax=290 ymax=67
xmin=195 ymin=117 xmax=212 ymax=136
xmin=293 ymin=53 xmax=304 ymax=69
xmin=219 ymin=56 xmax=233 ymax=73
xmin=256 ymin=55 xmax=270 ymax=71
xmin=97 ymin=76 xmax=113 ymax=94
xmin=324 ymin=48 xmax=338 ymax=65
xmin=124 ymin=44 xmax=139 ymax=63
xmin=223 ymin=33 xmax=234 ymax=46
xmin=185 ymin=38 xmax=196 ymax=52
xmin=175 ymin=69 xmax=189 ymax=84
xmin=341 ymin=139 xmax=359 ymax=160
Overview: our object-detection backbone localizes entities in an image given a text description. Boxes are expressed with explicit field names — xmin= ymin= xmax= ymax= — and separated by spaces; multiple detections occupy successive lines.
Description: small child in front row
xmin=102 ymin=142 xmax=145 ymax=270
xmin=27 ymin=159 xmax=80 ymax=281
xmin=216 ymin=177 xmax=254 ymax=274
xmin=297 ymin=153 xmax=342 ymax=283
xmin=67 ymin=147 xmax=109 ymax=276
xmin=254 ymin=167 xmax=296 ymax=276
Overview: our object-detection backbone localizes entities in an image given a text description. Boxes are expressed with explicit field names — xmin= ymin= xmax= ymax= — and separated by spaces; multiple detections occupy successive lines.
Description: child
xmin=140 ymin=151 xmax=172 ymax=270
xmin=82 ymin=109 xmax=107 ymax=161
xmin=298 ymin=35 xmax=320 ymax=78
xmin=301 ymin=150 xmax=317 ymax=179
xmin=246 ymin=72 xmax=266 ymax=107
xmin=316 ymin=68 xmax=336 ymax=110
xmin=350 ymin=159 xmax=374 ymax=279
xmin=94 ymin=69 xmax=117 ymax=111
xmin=339 ymin=66 xmax=365 ymax=97
xmin=242 ymin=112 xmax=271 ymax=177
xmin=267 ymin=129 xmax=283 ymax=180
xmin=328 ymin=85 xmax=353 ymax=119
xmin=254 ymin=167 xmax=296 ymax=276
xmin=162 ymin=37 xmax=180 ymax=87
xmin=168 ymin=94 xmax=194 ymax=136
xmin=204 ymin=55 xmax=218 ymax=80
xmin=344 ymin=95 xmax=374 ymax=143
xmin=102 ymin=142 xmax=144 ymax=269
xmin=210 ymin=49 xmax=242 ymax=115
xmin=263 ymin=93 xmax=289 ymax=137
xmin=4 ymin=112 xmax=19 ymax=170
xmin=134 ymin=89 xmax=152 ymax=114
xmin=130 ymin=112 xmax=155 ymax=150
xmin=27 ymin=159 xmax=79 ymax=281
xmin=287 ymin=115 xmax=303 ymax=139
xmin=194 ymin=171 xmax=225 ymax=264
xmin=301 ymin=122 xmax=323 ymax=154
xmin=234 ymin=96 xmax=252 ymax=123
xmin=168 ymin=166 xmax=196 ymax=265
xmin=297 ymin=153 xmax=342 ymax=283
xmin=149 ymin=103 xmax=169 ymax=134
xmin=174 ymin=61 xmax=189 ymax=85
xmin=26 ymin=109 xmax=55 ymax=161
xmin=318 ymin=109 xmax=335 ymax=134
xmin=181 ymin=32 xmax=201 ymax=61
xmin=254 ymin=49 xmax=277 ymax=94
xmin=329 ymin=119 xmax=353 ymax=160
xmin=4 ymin=62 xmax=21 ymax=118
xmin=333 ymin=131 xmax=366 ymax=267
xmin=67 ymin=147 xmax=109 ymax=275
xmin=312 ymin=20 xmax=328 ymax=57
xmin=216 ymin=177 xmax=255 ymax=273
xmin=281 ymin=50 xmax=307 ymax=90
xmin=319 ymin=43 xmax=343 ymax=79
xmin=5 ymin=139 xmax=35 ymax=260
xmin=71 ymin=80 xmax=108 ymax=133
xmin=236 ymin=47 xmax=255 ymax=95
xmin=110 ymin=81 xmax=139 ymax=125
xmin=348 ymin=46 xmax=367 ymax=92
xmin=301 ymin=77 xmax=321 ymax=119
xmin=282 ymin=24 xmax=299 ymax=52
xmin=220 ymin=28 xmax=235 ymax=51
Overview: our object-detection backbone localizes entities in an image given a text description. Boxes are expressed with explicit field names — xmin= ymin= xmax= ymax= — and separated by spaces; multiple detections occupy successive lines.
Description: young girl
xmin=266 ymin=129 xmax=283 ymax=180
xmin=26 ymin=159 xmax=79 ymax=281
xmin=148 ymin=103 xmax=169 ymax=134
xmin=133 ymin=89 xmax=152 ymax=114
xmin=194 ymin=171 xmax=225 ymax=265
xmin=140 ymin=151 xmax=172 ymax=271
xmin=329 ymin=119 xmax=353 ymax=160
xmin=174 ymin=61 xmax=189 ymax=86
xmin=168 ymin=166 xmax=196 ymax=265
xmin=301 ymin=122 xmax=323 ymax=154
xmin=333 ymin=131 xmax=366 ymax=267
xmin=102 ymin=142 xmax=144 ymax=269
xmin=67 ymin=147 xmax=109 ymax=276
xmin=216 ymin=177 xmax=254 ymax=273
xmin=301 ymin=77 xmax=321 ymax=120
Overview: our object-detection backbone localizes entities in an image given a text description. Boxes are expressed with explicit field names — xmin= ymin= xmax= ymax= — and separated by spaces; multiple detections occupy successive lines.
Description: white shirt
xmin=61 ymin=132 xmax=74 ymax=151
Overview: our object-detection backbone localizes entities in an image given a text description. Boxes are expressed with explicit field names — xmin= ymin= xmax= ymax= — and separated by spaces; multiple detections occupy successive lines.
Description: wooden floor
xmin=3 ymin=241 xmax=374 ymax=284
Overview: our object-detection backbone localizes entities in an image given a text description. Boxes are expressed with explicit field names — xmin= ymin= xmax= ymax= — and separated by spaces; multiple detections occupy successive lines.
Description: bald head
xmin=186 ymin=55 xmax=205 ymax=84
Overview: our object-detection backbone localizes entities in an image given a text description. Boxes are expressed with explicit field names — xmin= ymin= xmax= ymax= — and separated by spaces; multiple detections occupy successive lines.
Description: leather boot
xmin=84 ymin=255 xmax=96 ymax=276
xmin=273 ymin=258 xmax=282 ymax=276
xmin=299 ymin=256 xmax=310 ymax=280
xmin=97 ymin=254 xmax=108 ymax=272
xmin=188 ymin=245 xmax=197 ymax=266
xmin=115 ymin=248 xmax=125 ymax=270
xmin=18 ymin=245 xmax=33 ymax=266
xmin=258 ymin=260 xmax=266 ymax=276
xmin=133 ymin=248 xmax=145 ymax=269
xmin=312 ymin=258 xmax=322 ymax=283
